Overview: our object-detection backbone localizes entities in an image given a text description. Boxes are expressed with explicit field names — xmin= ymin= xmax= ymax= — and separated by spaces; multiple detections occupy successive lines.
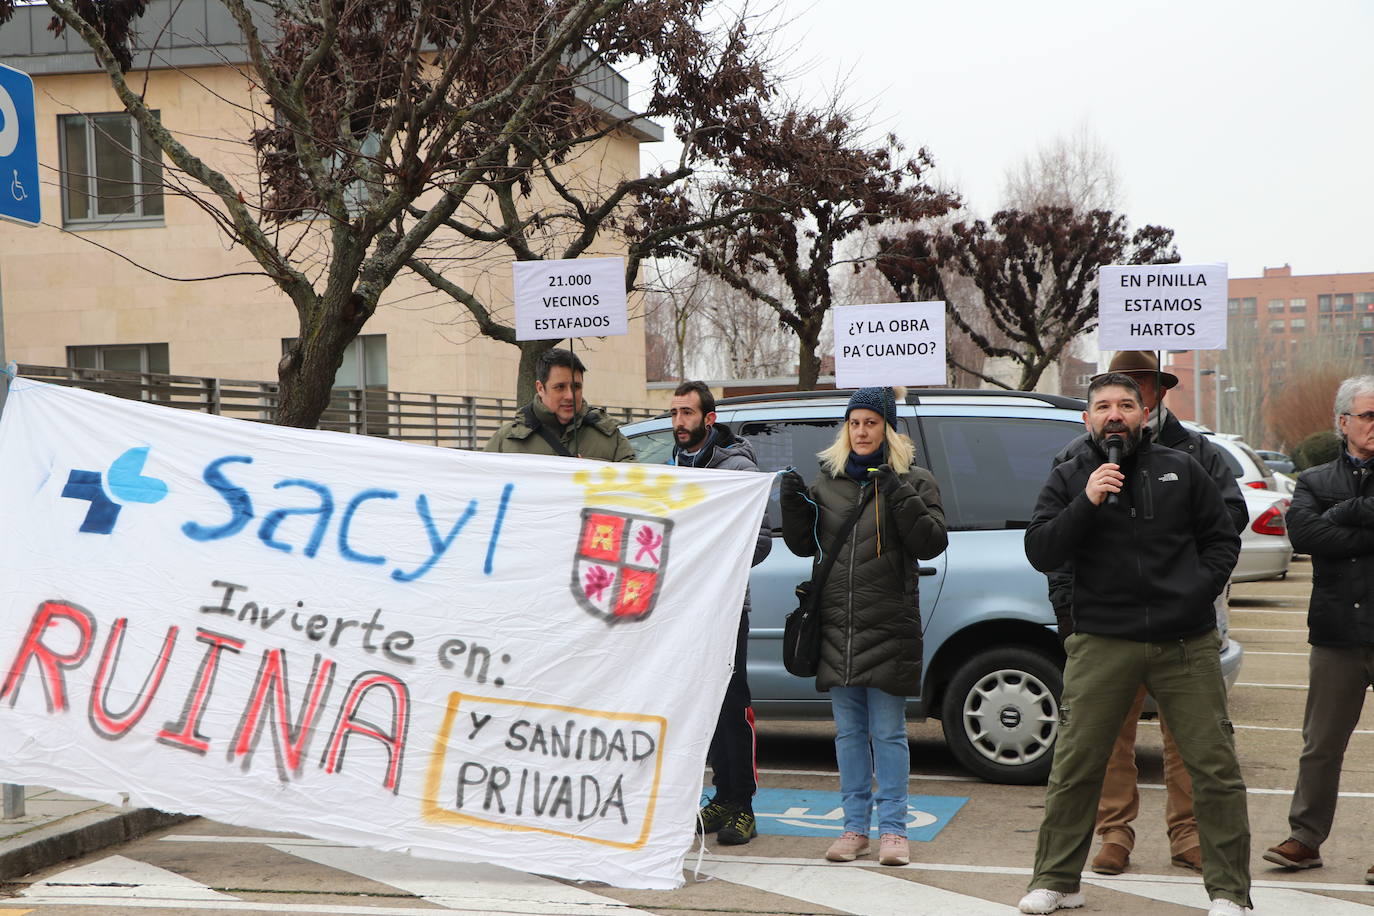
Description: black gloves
xmin=780 ymin=469 xmax=807 ymax=503
xmin=868 ymin=463 xmax=904 ymax=496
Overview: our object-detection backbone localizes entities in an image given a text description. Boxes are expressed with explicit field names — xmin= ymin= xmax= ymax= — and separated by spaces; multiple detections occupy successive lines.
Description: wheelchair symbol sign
xmin=738 ymin=788 xmax=968 ymax=842
xmin=0 ymin=63 xmax=41 ymax=227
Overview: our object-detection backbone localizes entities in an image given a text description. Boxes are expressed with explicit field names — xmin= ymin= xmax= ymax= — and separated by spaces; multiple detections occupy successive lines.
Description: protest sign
xmin=513 ymin=256 xmax=628 ymax=341
xmin=1098 ymin=263 xmax=1228 ymax=350
xmin=833 ymin=301 xmax=947 ymax=388
xmin=0 ymin=380 xmax=770 ymax=889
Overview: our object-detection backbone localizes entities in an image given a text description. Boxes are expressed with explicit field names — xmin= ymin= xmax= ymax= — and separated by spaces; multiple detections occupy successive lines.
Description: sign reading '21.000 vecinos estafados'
xmin=513 ymin=257 xmax=628 ymax=341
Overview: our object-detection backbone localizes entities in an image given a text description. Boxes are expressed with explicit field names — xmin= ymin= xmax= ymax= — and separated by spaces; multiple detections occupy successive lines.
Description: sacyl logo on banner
xmin=61 ymin=446 xmax=169 ymax=534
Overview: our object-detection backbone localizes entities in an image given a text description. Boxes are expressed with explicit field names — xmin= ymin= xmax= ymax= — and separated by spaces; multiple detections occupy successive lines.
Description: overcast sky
xmin=637 ymin=0 xmax=1372 ymax=279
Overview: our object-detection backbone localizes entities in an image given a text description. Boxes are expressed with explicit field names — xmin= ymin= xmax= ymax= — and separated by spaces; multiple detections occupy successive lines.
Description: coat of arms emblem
xmin=570 ymin=466 xmax=704 ymax=624
xmin=572 ymin=509 xmax=672 ymax=622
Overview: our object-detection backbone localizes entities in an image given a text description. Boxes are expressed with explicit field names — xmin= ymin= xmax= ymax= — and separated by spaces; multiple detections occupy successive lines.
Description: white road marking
xmin=12 ymin=897 xmax=516 ymax=914
xmin=23 ymin=856 xmax=236 ymax=900
xmin=270 ymin=842 xmax=653 ymax=915
xmin=1236 ymin=681 xmax=1309 ymax=689
xmin=1086 ymin=875 xmax=1374 ymax=913
xmin=1229 ymin=627 xmax=1307 ymax=633
xmin=700 ymin=858 xmax=1020 ymax=914
xmin=1247 ymin=650 xmax=1310 ymax=656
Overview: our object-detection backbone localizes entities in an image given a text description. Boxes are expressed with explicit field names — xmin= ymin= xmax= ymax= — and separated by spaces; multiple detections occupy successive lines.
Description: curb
xmin=0 ymin=807 xmax=194 ymax=881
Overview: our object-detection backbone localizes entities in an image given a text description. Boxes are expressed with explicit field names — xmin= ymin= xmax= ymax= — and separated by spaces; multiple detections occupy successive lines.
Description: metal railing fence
xmin=13 ymin=364 xmax=660 ymax=449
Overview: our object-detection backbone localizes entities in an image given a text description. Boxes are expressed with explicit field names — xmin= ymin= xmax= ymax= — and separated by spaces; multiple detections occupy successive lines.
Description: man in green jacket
xmin=484 ymin=348 xmax=635 ymax=461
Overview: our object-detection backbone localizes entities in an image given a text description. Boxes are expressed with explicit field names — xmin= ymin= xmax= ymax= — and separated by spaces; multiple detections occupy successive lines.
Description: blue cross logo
xmin=61 ymin=447 xmax=169 ymax=534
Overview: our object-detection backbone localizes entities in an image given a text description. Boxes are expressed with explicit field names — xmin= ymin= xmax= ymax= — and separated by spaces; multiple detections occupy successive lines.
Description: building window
xmin=1336 ymin=294 xmax=1354 ymax=311
xmin=1334 ymin=315 xmax=1352 ymax=330
xmin=1269 ymin=319 xmax=1285 ymax=333
xmin=1357 ymin=292 xmax=1374 ymax=306
xmin=1365 ymin=336 xmax=1374 ymax=355
xmin=59 ymin=112 xmax=165 ymax=226
xmin=1319 ymin=294 xmax=1333 ymax=312
xmin=1241 ymin=298 xmax=1257 ymax=314
xmin=1267 ymin=299 xmax=1285 ymax=313
xmin=1362 ymin=315 xmax=1374 ymax=330
xmin=67 ymin=343 xmax=169 ymax=373
xmin=1320 ymin=316 xmax=1332 ymax=331
xmin=1290 ymin=297 xmax=1307 ymax=311
xmin=1290 ymin=317 xmax=1306 ymax=332
xmin=281 ymin=334 xmax=388 ymax=388
xmin=1227 ymin=298 xmax=1240 ymax=314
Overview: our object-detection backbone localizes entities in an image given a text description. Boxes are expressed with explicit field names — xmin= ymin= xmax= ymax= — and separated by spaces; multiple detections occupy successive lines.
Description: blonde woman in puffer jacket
xmin=780 ymin=386 xmax=947 ymax=867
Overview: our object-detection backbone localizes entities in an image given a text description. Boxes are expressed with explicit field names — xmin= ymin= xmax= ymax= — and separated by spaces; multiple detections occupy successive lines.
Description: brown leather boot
xmin=1262 ymin=838 xmax=1322 ymax=869
xmin=1091 ymin=842 xmax=1130 ymax=875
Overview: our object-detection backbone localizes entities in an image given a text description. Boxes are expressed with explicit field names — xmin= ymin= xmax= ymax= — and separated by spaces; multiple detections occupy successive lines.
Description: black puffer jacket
xmin=1025 ymin=436 xmax=1239 ymax=642
xmin=1287 ymin=456 xmax=1374 ymax=647
xmin=1046 ymin=410 xmax=1247 ymax=638
xmin=780 ymin=465 xmax=947 ymax=697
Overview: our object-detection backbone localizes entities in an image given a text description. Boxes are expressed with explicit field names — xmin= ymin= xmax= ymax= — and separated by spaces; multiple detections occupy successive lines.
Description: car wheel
xmin=940 ymin=646 xmax=1062 ymax=785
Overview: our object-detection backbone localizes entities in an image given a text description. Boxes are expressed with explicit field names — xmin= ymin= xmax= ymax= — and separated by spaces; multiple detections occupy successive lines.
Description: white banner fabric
xmin=0 ymin=380 xmax=771 ymax=890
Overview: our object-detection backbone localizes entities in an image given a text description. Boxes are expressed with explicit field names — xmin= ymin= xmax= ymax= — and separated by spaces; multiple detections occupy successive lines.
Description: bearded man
xmin=668 ymin=380 xmax=771 ymax=845
xmin=1015 ymin=373 xmax=1251 ymax=916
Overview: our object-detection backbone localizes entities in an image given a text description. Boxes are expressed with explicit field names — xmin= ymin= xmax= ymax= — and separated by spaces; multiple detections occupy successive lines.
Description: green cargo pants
xmin=1027 ymin=630 xmax=1252 ymax=909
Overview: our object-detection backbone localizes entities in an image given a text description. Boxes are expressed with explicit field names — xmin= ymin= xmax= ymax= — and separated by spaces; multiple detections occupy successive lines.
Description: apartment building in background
xmin=0 ymin=1 xmax=663 ymax=408
xmin=1164 ymin=264 xmax=1374 ymax=445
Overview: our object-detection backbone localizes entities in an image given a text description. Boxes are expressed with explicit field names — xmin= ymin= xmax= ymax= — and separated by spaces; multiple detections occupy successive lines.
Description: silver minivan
xmin=624 ymin=389 xmax=1244 ymax=784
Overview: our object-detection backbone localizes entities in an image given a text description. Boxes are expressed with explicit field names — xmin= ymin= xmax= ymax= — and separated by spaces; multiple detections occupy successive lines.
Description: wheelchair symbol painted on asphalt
xmin=732 ymin=788 xmax=969 ymax=841
xmin=761 ymin=804 xmax=939 ymax=832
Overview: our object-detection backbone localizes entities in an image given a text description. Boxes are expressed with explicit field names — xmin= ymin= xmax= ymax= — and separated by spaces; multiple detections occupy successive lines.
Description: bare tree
xmin=638 ymin=100 xmax=959 ymax=390
xmin=1264 ymin=330 xmax=1363 ymax=449
xmin=1003 ymin=122 xmax=1122 ymax=213
xmin=13 ymin=0 xmax=784 ymax=420
xmin=878 ymin=207 xmax=1179 ymax=391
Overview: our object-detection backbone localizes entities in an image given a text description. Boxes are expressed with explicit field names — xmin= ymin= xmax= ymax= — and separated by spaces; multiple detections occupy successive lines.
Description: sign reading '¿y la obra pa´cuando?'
xmin=1097 ymin=263 xmax=1228 ymax=350
xmin=832 ymin=301 xmax=947 ymax=388
xmin=513 ymin=256 xmax=628 ymax=341
xmin=0 ymin=380 xmax=770 ymax=890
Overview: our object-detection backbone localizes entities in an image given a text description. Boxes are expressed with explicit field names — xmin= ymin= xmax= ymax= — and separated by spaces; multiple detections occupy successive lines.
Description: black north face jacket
xmin=1025 ymin=436 xmax=1240 ymax=643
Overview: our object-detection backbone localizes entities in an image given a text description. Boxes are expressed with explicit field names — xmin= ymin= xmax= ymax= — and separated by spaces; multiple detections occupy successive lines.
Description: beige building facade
xmin=0 ymin=3 xmax=662 ymax=409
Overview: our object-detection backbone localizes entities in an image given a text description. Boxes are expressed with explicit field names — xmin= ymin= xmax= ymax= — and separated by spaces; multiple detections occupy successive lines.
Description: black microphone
xmin=1104 ymin=434 xmax=1124 ymax=507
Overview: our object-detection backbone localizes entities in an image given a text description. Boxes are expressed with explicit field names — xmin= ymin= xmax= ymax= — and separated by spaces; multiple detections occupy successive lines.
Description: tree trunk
xmin=275 ymin=290 xmax=365 ymax=428
xmin=1017 ymin=361 xmax=1047 ymax=393
xmin=515 ymin=339 xmax=558 ymax=407
xmin=796 ymin=331 xmax=822 ymax=390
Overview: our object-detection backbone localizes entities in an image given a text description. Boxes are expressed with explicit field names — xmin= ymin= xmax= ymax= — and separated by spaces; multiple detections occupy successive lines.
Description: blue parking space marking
xmin=736 ymin=787 xmax=967 ymax=841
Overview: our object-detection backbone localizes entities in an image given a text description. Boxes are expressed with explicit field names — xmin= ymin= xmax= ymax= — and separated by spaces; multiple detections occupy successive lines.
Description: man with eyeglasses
xmin=1264 ymin=375 xmax=1374 ymax=882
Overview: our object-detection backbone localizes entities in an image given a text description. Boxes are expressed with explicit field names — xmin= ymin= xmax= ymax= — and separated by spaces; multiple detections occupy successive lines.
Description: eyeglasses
xmin=1342 ymin=411 xmax=1374 ymax=423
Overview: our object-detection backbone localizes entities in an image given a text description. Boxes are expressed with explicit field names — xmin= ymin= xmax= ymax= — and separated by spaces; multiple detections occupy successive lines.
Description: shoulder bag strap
xmin=809 ymin=485 xmax=873 ymax=596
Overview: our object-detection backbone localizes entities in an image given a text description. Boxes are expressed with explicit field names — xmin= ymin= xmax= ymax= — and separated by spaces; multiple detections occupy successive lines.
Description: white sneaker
xmin=1017 ymin=888 xmax=1085 ymax=914
xmin=1207 ymin=899 xmax=1252 ymax=916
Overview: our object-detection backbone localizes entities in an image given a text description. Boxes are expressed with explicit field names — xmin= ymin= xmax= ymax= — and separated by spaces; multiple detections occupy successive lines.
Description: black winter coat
xmin=1025 ymin=437 xmax=1240 ymax=643
xmin=1046 ymin=411 xmax=1247 ymax=639
xmin=1287 ymin=456 xmax=1374 ymax=647
xmin=780 ymin=465 xmax=947 ymax=697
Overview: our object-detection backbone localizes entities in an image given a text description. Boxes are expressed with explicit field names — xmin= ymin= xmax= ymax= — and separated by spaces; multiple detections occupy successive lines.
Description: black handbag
xmin=782 ymin=489 xmax=873 ymax=677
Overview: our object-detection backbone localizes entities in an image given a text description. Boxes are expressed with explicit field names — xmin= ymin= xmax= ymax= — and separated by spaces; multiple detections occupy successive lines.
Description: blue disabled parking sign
xmin=742 ymin=787 xmax=968 ymax=842
xmin=0 ymin=63 xmax=41 ymax=227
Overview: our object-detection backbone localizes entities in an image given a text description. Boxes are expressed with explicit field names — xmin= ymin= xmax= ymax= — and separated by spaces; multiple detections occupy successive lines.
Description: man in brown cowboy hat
xmin=1047 ymin=350 xmax=1246 ymax=877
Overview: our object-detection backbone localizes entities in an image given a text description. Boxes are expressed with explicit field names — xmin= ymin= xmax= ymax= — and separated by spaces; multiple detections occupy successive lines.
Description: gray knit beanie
xmin=846 ymin=387 xmax=897 ymax=426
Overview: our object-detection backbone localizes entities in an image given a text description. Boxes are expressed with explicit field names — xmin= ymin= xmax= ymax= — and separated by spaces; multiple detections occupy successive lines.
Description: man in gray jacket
xmin=669 ymin=380 xmax=771 ymax=845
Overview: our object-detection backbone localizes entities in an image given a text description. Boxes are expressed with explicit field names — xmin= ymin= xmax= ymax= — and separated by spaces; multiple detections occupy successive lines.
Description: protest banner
xmin=0 ymin=380 xmax=770 ymax=889
xmin=833 ymin=301 xmax=947 ymax=388
xmin=1098 ymin=263 xmax=1228 ymax=350
xmin=513 ymin=256 xmax=628 ymax=340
